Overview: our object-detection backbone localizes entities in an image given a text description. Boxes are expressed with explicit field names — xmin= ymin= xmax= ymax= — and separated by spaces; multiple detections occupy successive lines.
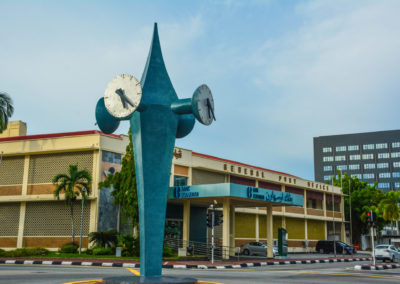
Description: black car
xmin=316 ymin=240 xmax=356 ymax=254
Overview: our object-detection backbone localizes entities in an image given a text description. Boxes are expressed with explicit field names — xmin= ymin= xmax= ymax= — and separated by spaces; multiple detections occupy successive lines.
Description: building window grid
xmin=376 ymin=143 xmax=388 ymax=149
xmin=336 ymin=146 xmax=346 ymax=152
xmin=364 ymin=163 xmax=375 ymax=170
xmin=347 ymin=145 xmax=359 ymax=151
xmin=394 ymin=162 xmax=400 ymax=168
xmin=378 ymin=172 xmax=391 ymax=178
xmin=378 ymin=183 xmax=390 ymax=189
xmin=392 ymin=142 xmax=400 ymax=148
xmin=323 ymin=156 xmax=334 ymax=162
xmin=363 ymin=173 xmax=375 ymax=179
xmin=323 ymin=147 xmax=332 ymax=153
xmin=377 ymin=162 xmax=389 ymax=169
xmin=335 ymin=155 xmax=346 ymax=162
xmin=350 ymin=154 xmax=361 ymax=161
xmin=336 ymin=165 xmax=347 ymax=171
xmin=362 ymin=154 xmax=374 ymax=160
xmin=392 ymin=172 xmax=400 ymax=178
xmin=391 ymin=152 xmax=400 ymax=158
xmin=348 ymin=164 xmax=360 ymax=170
xmin=351 ymin=174 xmax=362 ymax=179
xmin=323 ymin=166 xmax=332 ymax=172
xmin=378 ymin=153 xmax=390 ymax=159
xmin=363 ymin=144 xmax=375 ymax=150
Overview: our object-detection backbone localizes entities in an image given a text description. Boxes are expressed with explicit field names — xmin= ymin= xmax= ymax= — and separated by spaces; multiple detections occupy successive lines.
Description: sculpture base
xmin=102 ymin=276 xmax=197 ymax=284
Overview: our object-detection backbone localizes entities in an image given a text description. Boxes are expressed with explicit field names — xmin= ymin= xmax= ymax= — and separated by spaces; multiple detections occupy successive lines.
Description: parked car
xmin=316 ymin=240 xmax=356 ymax=254
xmin=240 ymin=242 xmax=278 ymax=257
xmin=375 ymin=245 xmax=400 ymax=262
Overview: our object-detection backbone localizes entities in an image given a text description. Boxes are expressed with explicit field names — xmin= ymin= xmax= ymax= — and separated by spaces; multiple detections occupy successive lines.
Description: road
xmin=0 ymin=261 xmax=399 ymax=284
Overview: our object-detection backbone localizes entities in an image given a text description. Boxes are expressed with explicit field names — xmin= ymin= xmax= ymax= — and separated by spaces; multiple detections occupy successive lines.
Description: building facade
xmin=0 ymin=122 xmax=346 ymax=253
xmin=314 ymin=130 xmax=400 ymax=192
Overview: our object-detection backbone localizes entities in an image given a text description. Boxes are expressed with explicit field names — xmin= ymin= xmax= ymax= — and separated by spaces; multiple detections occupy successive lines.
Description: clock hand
xmin=206 ymin=98 xmax=216 ymax=121
xmin=115 ymin=88 xmax=128 ymax=109
xmin=115 ymin=88 xmax=136 ymax=109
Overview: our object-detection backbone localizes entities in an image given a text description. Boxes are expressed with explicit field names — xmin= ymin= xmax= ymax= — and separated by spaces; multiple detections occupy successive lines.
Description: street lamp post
xmin=79 ymin=187 xmax=87 ymax=254
xmin=349 ymin=178 xmax=353 ymax=257
xmin=331 ymin=177 xmax=337 ymax=257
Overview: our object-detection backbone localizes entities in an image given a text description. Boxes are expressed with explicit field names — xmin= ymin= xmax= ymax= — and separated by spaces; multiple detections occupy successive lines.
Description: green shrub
xmin=60 ymin=244 xmax=78 ymax=254
xmin=84 ymin=248 xmax=93 ymax=255
xmin=92 ymin=247 xmax=113 ymax=255
xmin=89 ymin=230 xmax=118 ymax=248
xmin=3 ymin=247 xmax=49 ymax=257
xmin=118 ymin=234 xmax=139 ymax=257
xmin=163 ymin=243 xmax=173 ymax=257
xmin=0 ymin=249 xmax=5 ymax=257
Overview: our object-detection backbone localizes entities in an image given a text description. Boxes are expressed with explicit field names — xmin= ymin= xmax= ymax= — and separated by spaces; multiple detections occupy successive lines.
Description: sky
xmin=1 ymin=0 xmax=400 ymax=181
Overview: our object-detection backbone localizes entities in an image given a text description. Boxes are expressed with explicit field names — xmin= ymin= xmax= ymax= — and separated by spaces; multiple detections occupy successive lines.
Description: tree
xmin=99 ymin=129 xmax=138 ymax=231
xmin=0 ymin=92 xmax=14 ymax=133
xmin=379 ymin=191 xmax=400 ymax=234
xmin=331 ymin=173 xmax=385 ymax=244
xmin=53 ymin=164 xmax=92 ymax=244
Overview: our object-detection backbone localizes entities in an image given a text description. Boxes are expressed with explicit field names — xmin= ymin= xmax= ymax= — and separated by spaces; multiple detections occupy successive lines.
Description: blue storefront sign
xmin=168 ymin=183 xmax=303 ymax=207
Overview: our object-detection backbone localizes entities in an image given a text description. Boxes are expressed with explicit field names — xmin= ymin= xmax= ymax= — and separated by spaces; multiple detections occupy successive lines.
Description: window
xmin=336 ymin=165 xmax=347 ymax=171
xmin=335 ymin=155 xmax=346 ymax=161
xmin=351 ymin=174 xmax=362 ymax=179
xmin=391 ymin=152 xmax=400 ymax=158
xmin=363 ymin=144 xmax=374 ymax=150
xmin=395 ymin=182 xmax=400 ymax=189
xmin=393 ymin=172 xmax=400 ymax=178
xmin=363 ymin=173 xmax=375 ymax=179
xmin=377 ymin=162 xmax=389 ymax=169
xmin=392 ymin=142 xmax=400 ymax=148
xmin=377 ymin=183 xmax=390 ymax=189
xmin=102 ymin=151 xmax=122 ymax=164
xmin=376 ymin=143 xmax=388 ymax=149
xmin=378 ymin=153 xmax=390 ymax=159
xmin=364 ymin=163 xmax=375 ymax=170
xmin=323 ymin=156 xmax=334 ymax=162
xmin=349 ymin=154 xmax=361 ymax=160
xmin=394 ymin=162 xmax=400 ymax=168
xmin=173 ymin=175 xmax=188 ymax=186
xmin=323 ymin=176 xmax=331 ymax=181
xmin=323 ymin=147 xmax=332 ymax=153
xmin=323 ymin=166 xmax=332 ymax=172
xmin=362 ymin=154 xmax=374 ymax=160
xmin=349 ymin=164 xmax=360 ymax=170
xmin=336 ymin=146 xmax=346 ymax=152
xmin=379 ymin=172 xmax=391 ymax=178
xmin=347 ymin=145 xmax=359 ymax=151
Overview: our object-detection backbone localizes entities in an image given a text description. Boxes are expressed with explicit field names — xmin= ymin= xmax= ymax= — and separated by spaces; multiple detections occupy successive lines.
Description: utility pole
xmin=331 ymin=177 xmax=337 ymax=257
xmin=349 ymin=178 xmax=353 ymax=257
xmin=79 ymin=187 xmax=87 ymax=254
xmin=209 ymin=204 xmax=215 ymax=264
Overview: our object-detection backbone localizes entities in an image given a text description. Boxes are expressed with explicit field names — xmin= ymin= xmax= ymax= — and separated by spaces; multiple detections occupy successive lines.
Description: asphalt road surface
xmin=1 ymin=261 xmax=400 ymax=284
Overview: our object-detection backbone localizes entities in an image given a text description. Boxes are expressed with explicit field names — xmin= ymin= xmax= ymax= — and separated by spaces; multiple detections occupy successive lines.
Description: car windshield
xmin=376 ymin=245 xmax=389 ymax=249
xmin=337 ymin=241 xmax=347 ymax=246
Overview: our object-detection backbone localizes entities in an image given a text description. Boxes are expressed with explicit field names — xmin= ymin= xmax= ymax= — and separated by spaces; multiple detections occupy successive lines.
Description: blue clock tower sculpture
xmin=95 ymin=23 xmax=215 ymax=278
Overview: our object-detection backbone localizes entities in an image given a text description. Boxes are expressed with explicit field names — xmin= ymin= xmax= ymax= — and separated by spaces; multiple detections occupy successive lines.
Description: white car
xmin=240 ymin=242 xmax=278 ymax=257
xmin=375 ymin=245 xmax=400 ymax=262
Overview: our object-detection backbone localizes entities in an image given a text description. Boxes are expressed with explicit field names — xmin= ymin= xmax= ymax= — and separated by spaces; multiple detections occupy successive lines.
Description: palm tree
xmin=53 ymin=164 xmax=92 ymax=243
xmin=0 ymin=92 xmax=14 ymax=133
xmin=379 ymin=191 xmax=400 ymax=235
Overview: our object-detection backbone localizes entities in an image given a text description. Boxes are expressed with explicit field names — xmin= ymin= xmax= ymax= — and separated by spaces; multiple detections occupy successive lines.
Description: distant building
xmin=314 ymin=130 xmax=400 ymax=192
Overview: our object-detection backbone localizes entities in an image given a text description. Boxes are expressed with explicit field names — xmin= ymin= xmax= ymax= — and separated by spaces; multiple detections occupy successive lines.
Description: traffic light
xmin=366 ymin=211 xmax=377 ymax=227
xmin=214 ymin=212 xmax=223 ymax=226
xmin=206 ymin=213 xmax=212 ymax=228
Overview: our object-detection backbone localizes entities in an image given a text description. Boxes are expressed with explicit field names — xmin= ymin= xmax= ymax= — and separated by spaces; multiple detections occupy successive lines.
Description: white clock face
xmin=194 ymin=84 xmax=215 ymax=126
xmin=104 ymin=74 xmax=142 ymax=119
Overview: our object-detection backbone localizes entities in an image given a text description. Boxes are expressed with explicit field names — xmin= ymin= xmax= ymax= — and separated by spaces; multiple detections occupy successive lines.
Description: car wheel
xmin=391 ymin=255 xmax=395 ymax=263
xmin=243 ymin=249 xmax=250 ymax=256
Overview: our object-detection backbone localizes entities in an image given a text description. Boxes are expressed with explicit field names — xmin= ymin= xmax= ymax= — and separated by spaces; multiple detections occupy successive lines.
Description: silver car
xmin=240 ymin=241 xmax=278 ymax=257
xmin=375 ymin=244 xmax=400 ymax=262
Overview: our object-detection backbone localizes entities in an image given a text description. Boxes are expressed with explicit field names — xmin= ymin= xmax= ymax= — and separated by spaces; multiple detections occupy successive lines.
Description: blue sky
xmin=1 ymin=0 xmax=400 ymax=180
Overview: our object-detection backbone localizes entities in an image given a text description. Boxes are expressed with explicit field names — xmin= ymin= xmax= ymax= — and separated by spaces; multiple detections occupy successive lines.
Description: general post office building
xmin=0 ymin=121 xmax=345 ymax=254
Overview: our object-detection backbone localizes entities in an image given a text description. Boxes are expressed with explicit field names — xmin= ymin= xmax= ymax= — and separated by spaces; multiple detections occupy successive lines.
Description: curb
xmin=0 ymin=257 xmax=371 ymax=269
xmin=354 ymin=263 xmax=400 ymax=270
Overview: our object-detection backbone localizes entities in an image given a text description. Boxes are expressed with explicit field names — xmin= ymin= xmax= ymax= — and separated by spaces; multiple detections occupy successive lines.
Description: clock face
xmin=104 ymin=74 xmax=142 ymax=119
xmin=192 ymin=84 xmax=215 ymax=125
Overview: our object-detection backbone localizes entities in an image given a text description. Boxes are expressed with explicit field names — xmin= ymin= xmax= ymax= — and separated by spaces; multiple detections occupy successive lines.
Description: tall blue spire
xmin=140 ymin=23 xmax=178 ymax=105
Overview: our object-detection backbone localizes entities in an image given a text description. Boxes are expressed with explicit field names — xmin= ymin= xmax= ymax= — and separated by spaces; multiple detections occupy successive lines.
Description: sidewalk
xmin=0 ymin=254 xmax=372 ymax=269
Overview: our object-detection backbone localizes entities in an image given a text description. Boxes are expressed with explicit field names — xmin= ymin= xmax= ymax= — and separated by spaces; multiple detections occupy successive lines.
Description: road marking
xmin=197 ymin=281 xmax=224 ymax=284
xmin=63 ymin=280 xmax=102 ymax=284
xmin=126 ymin=267 xmax=140 ymax=276
xmin=262 ymin=270 xmax=400 ymax=280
